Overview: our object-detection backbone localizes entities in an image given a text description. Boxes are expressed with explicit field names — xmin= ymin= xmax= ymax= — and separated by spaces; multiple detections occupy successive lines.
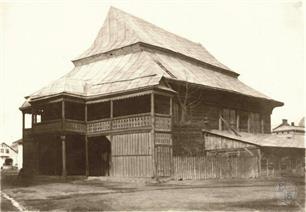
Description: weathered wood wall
xmin=111 ymin=132 xmax=154 ymax=177
xmin=170 ymin=83 xmax=273 ymax=133
xmin=155 ymin=133 xmax=172 ymax=177
xmin=204 ymin=133 xmax=254 ymax=150
xmin=173 ymin=155 xmax=259 ymax=180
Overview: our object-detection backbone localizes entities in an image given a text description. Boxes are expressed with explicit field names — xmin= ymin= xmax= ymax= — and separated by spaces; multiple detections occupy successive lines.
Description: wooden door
xmin=155 ymin=145 xmax=172 ymax=177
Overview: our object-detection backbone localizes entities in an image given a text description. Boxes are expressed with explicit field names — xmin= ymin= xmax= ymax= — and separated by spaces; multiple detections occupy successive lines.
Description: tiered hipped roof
xmin=23 ymin=7 xmax=282 ymax=106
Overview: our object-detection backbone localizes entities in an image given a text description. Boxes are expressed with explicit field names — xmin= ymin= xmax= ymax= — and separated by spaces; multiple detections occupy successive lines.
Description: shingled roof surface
xmin=75 ymin=7 xmax=230 ymax=71
xmin=26 ymin=7 xmax=281 ymax=104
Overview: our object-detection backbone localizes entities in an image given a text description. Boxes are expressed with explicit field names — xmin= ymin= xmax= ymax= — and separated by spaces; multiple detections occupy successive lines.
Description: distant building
xmin=11 ymin=139 xmax=23 ymax=170
xmin=0 ymin=142 xmax=18 ymax=168
xmin=273 ymin=118 xmax=305 ymax=135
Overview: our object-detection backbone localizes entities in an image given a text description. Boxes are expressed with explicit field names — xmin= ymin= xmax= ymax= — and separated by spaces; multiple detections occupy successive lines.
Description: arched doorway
xmin=88 ymin=136 xmax=111 ymax=176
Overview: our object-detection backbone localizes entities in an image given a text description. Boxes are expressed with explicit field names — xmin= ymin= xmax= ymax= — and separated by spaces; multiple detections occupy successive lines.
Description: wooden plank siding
xmin=204 ymin=133 xmax=254 ymax=150
xmin=111 ymin=132 xmax=154 ymax=177
xmin=173 ymin=155 xmax=259 ymax=180
xmin=155 ymin=133 xmax=172 ymax=177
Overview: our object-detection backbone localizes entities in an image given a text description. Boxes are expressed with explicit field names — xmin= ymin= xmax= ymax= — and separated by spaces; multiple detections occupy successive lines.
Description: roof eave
xmin=165 ymin=77 xmax=283 ymax=106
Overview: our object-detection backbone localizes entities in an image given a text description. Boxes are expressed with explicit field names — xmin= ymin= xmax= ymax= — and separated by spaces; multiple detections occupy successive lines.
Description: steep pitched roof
xmin=24 ymin=7 xmax=282 ymax=106
xmin=74 ymin=7 xmax=231 ymax=73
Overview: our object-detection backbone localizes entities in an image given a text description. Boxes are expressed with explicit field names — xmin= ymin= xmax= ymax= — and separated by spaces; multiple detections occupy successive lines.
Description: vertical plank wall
xmin=111 ymin=132 xmax=154 ymax=177
xmin=155 ymin=133 xmax=172 ymax=177
xmin=173 ymin=155 xmax=259 ymax=180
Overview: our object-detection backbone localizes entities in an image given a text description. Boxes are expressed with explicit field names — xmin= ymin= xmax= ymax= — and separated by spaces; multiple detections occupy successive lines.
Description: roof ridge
xmin=109 ymin=7 xmax=210 ymax=48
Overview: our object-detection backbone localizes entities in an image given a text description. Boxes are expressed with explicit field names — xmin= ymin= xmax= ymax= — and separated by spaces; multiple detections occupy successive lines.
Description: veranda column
xmin=85 ymin=103 xmax=89 ymax=177
xmin=109 ymin=100 xmax=113 ymax=176
xmin=61 ymin=135 xmax=67 ymax=177
xmin=22 ymin=112 xmax=25 ymax=137
xmin=61 ymin=100 xmax=67 ymax=177
xmin=151 ymin=93 xmax=156 ymax=178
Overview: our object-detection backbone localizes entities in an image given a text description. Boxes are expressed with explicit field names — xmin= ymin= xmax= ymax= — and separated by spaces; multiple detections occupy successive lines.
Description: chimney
xmin=291 ymin=122 xmax=295 ymax=126
xmin=282 ymin=119 xmax=288 ymax=125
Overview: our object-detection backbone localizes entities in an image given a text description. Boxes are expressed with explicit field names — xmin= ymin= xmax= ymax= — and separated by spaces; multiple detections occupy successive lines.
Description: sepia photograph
xmin=0 ymin=0 xmax=305 ymax=211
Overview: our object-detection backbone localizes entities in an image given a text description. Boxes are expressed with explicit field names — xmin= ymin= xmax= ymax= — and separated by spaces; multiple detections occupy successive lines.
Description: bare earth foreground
xmin=1 ymin=172 xmax=305 ymax=211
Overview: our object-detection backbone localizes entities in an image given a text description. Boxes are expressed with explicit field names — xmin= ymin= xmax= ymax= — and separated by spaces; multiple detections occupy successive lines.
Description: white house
xmin=0 ymin=142 xmax=18 ymax=168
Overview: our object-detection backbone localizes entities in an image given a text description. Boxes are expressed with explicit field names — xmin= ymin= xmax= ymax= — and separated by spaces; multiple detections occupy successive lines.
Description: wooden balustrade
xmin=65 ymin=119 xmax=86 ymax=134
xmin=155 ymin=115 xmax=171 ymax=131
xmin=112 ymin=114 xmax=151 ymax=130
xmin=32 ymin=114 xmax=171 ymax=135
xmin=87 ymin=119 xmax=111 ymax=134
xmin=33 ymin=120 xmax=62 ymax=134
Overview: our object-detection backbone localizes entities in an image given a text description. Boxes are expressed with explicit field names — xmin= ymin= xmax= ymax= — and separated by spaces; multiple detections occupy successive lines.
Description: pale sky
xmin=0 ymin=0 xmax=305 ymax=144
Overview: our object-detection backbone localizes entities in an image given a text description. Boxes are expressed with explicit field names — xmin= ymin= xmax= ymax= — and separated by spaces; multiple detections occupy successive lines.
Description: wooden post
xmin=31 ymin=109 xmax=35 ymax=128
xmin=110 ymin=100 xmax=113 ymax=176
xmin=218 ymin=110 xmax=222 ymax=130
xmin=247 ymin=113 xmax=251 ymax=133
xmin=62 ymin=100 xmax=65 ymax=130
xmin=85 ymin=136 xmax=89 ymax=177
xmin=22 ymin=112 xmax=25 ymax=137
xmin=236 ymin=113 xmax=240 ymax=131
xmin=260 ymin=117 xmax=264 ymax=134
xmin=85 ymin=104 xmax=89 ymax=177
xmin=151 ymin=93 xmax=157 ymax=178
xmin=258 ymin=148 xmax=261 ymax=177
xmin=61 ymin=135 xmax=67 ymax=177
xmin=169 ymin=96 xmax=173 ymax=177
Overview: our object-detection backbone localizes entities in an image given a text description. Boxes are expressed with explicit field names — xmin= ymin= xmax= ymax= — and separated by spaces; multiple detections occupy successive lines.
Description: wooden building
xmin=20 ymin=7 xmax=302 ymax=179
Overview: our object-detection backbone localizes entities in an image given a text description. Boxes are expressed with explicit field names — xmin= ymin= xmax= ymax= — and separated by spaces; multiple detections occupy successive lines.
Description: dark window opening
xmin=41 ymin=102 xmax=61 ymax=121
xmin=239 ymin=111 xmax=248 ymax=132
xmin=87 ymin=101 xmax=110 ymax=121
xmin=65 ymin=102 xmax=85 ymax=121
xmin=113 ymin=95 xmax=150 ymax=117
xmin=155 ymin=94 xmax=170 ymax=115
xmin=250 ymin=112 xmax=260 ymax=133
xmin=221 ymin=109 xmax=236 ymax=130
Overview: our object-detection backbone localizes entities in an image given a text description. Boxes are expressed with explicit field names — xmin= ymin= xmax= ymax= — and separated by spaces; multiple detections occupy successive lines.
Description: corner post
xmin=151 ymin=92 xmax=157 ymax=178
xmin=22 ymin=112 xmax=25 ymax=137
xmin=85 ymin=103 xmax=89 ymax=177
xmin=62 ymin=99 xmax=65 ymax=130
xmin=110 ymin=100 xmax=113 ymax=176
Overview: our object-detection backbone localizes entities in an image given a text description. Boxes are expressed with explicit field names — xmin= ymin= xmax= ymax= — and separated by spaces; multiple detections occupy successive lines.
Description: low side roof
xmin=204 ymin=129 xmax=305 ymax=149
xmin=74 ymin=7 xmax=232 ymax=73
xmin=29 ymin=51 xmax=168 ymax=100
xmin=28 ymin=51 xmax=277 ymax=102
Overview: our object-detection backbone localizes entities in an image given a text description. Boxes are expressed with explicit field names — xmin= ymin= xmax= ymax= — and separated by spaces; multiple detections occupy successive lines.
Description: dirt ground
xmin=1 ymin=173 xmax=305 ymax=211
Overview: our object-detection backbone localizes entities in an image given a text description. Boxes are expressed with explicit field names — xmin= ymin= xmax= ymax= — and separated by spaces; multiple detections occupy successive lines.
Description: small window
xmin=221 ymin=109 xmax=236 ymax=130
xmin=6 ymin=149 xmax=9 ymax=154
xmin=155 ymin=94 xmax=170 ymax=115
xmin=0 ymin=149 xmax=3 ymax=153
xmin=239 ymin=111 xmax=248 ymax=132
xmin=36 ymin=114 xmax=42 ymax=123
